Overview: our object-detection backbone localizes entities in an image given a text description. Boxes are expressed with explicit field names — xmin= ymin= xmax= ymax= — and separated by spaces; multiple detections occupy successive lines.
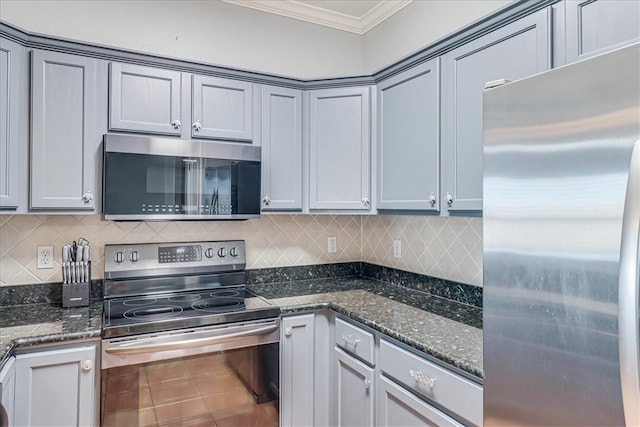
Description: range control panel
xmin=104 ymin=240 xmax=246 ymax=279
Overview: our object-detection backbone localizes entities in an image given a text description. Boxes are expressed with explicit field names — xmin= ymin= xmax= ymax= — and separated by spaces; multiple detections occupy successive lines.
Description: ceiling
xmin=222 ymin=0 xmax=414 ymax=34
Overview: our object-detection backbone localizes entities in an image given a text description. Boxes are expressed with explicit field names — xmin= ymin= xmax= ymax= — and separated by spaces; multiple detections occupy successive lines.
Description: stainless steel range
xmin=100 ymin=241 xmax=281 ymax=426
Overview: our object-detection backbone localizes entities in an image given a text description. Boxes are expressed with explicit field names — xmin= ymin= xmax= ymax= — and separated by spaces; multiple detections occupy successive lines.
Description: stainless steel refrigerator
xmin=483 ymin=43 xmax=639 ymax=426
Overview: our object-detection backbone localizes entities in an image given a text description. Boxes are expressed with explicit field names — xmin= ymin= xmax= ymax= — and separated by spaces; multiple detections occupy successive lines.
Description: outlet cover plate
xmin=393 ymin=240 xmax=402 ymax=258
xmin=37 ymin=245 xmax=54 ymax=269
xmin=328 ymin=237 xmax=337 ymax=254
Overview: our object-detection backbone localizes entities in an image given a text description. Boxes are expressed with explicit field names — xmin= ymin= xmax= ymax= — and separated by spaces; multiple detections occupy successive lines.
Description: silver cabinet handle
xmin=82 ymin=191 xmax=93 ymax=203
xmin=361 ymin=196 xmax=370 ymax=206
xmin=285 ymin=327 xmax=292 ymax=337
xmin=192 ymin=120 xmax=202 ymax=132
xmin=428 ymin=192 xmax=437 ymax=206
xmin=445 ymin=192 xmax=453 ymax=206
xmin=263 ymin=195 xmax=271 ymax=206
xmin=82 ymin=360 xmax=93 ymax=372
xmin=409 ymin=369 xmax=435 ymax=388
xmin=342 ymin=334 xmax=360 ymax=346
xmin=364 ymin=379 xmax=371 ymax=390
xmin=171 ymin=119 xmax=182 ymax=129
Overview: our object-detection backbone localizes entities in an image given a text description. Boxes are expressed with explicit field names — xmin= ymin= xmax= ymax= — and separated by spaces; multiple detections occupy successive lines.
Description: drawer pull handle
xmin=342 ymin=334 xmax=360 ymax=346
xmin=409 ymin=369 xmax=435 ymax=388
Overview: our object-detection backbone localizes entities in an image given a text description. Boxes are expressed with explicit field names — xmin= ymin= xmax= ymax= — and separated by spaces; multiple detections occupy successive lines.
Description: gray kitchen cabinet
xmin=441 ymin=9 xmax=550 ymax=213
xmin=377 ymin=58 xmax=440 ymax=211
xmin=31 ymin=50 xmax=107 ymax=211
xmin=0 ymin=356 xmax=16 ymax=427
xmin=14 ymin=342 xmax=98 ymax=427
xmin=308 ymin=87 xmax=371 ymax=211
xmin=334 ymin=347 xmax=375 ymax=427
xmin=562 ymin=0 xmax=640 ymax=65
xmin=280 ymin=314 xmax=315 ymax=427
xmin=192 ymin=75 xmax=253 ymax=141
xmin=377 ymin=375 xmax=462 ymax=427
xmin=261 ymin=85 xmax=303 ymax=210
xmin=109 ymin=62 xmax=182 ymax=135
xmin=0 ymin=38 xmax=25 ymax=210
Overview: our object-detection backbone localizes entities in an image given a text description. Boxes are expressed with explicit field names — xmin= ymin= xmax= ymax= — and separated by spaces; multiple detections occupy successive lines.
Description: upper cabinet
xmin=562 ymin=0 xmax=640 ymax=65
xmin=261 ymin=85 xmax=303 ymax=211
xmin=377 ymin=58 xmax=440 ymax=212
xmin=108 ymin=62 xmax=256 ymax=142
xmin=308 ymin=87 xmax=371 ymax=211
xmin=109 ymin=63 xmax=182 ymax=136
xmin=31 ymin=50 xmax=107 ymax=211
xmin=0 ymin=37 xmax=25 ymax=210
xmin=440 ymin=9 xmax=550 ymax=214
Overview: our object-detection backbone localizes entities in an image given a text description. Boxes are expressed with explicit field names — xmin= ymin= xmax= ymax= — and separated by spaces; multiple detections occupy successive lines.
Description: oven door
xmin=101 ymin=319 xmax=279 ymax=426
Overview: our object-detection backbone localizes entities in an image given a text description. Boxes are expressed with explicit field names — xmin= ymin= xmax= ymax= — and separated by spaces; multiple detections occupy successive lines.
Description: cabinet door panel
xmin=334 ymin=347 xmax=374 ymax=427
xmin=309 ymin=87 xmax=370 ymax=210
xmin=109 ymin=63 xmax=182 ymax=135
xmin=565 ymin=0 xmax=640 ymax=64
xmin=0 ymin=38 xmax=23 ymax=209
xmin=192 ymin=76 xmax=253 ymax=141
xmin=31 ymin=50 xmax=105 ymax=210
xmin=14 ymin=345 xmax=96 ymax=427
xmin=441 ymin=9 xmax=550 ymax=212
xmin=280 ymin=314 xmax=314 ymax=427
xmin=261 ymin=86 xmax=302 ymax=210
xmin=1 ymin=356 xmax=16 ymax=427
xmin=377 ymin=58 xmax=439 ymax=211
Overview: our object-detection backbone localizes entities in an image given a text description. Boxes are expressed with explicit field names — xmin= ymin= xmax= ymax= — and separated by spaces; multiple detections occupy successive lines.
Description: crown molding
xmin=222 ymin=0 xmax=413 ymax=35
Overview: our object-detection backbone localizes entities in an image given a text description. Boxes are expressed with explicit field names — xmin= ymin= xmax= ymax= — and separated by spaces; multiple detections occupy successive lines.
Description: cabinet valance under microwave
xmin=102 ymin=134 xmax=261 ymax=221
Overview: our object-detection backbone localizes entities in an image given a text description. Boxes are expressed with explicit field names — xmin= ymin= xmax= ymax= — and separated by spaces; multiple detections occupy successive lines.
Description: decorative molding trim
xmin=222 ymin=0 xmax=413 ymax=35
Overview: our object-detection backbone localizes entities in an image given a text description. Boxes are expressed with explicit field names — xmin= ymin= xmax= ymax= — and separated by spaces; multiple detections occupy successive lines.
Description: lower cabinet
xmin=0 ymin=356 xmax=16 ymax=427
xmin=14 ymin=342 xmax=98 ymax=427
xmin=334 ymin=347 xmax=375 ymax=427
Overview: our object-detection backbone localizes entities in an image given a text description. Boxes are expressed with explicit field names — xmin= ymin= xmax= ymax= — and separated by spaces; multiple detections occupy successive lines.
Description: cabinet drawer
xmin=335 ymin=317 xmax=374 ymax=365
xmin=379 ymin=340 xmax=482 ymax=426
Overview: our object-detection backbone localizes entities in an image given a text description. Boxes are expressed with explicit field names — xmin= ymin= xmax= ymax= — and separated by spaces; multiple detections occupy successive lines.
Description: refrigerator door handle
xmin=619 ymin=139 xmax=640 ymax=427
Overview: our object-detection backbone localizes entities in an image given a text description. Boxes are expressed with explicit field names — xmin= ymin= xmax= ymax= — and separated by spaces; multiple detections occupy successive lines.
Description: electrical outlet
xmin=327 ymin=236 xmax=337 ymax=254
xmin=37 ymin=246 xmax=54 ymax=269
xmin=393 ymin=240 xmax=402 ymax=258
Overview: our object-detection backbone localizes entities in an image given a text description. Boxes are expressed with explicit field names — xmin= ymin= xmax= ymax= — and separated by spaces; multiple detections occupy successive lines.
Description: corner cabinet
xmin=0 ymin=38 xmax=25 ymax=211
xmin=31 ymin=50 xmax=107 ymax=211
xmin=440 ymin=9 xmax=550 ymax=214
xmin=261 ymin=85 xmax=303 ymax=211
xmin=561 ymin=0 xmax=640 ymax=65
xmin=308 ymin=87 xmax=371 ymax=211
xmin=14 ymin=342 xmax=98 ymax=427
xmin=377 ymin=58 xmax=440 ymax=212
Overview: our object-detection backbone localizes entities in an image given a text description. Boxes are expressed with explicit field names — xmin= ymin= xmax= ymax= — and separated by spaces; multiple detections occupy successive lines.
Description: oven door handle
xmin=104 ymin=324 xmax=278 ymax=355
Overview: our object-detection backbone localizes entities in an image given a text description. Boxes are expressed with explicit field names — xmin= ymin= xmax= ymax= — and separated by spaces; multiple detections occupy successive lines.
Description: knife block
xmin=62 ymin=262 xmax=90 ymax=308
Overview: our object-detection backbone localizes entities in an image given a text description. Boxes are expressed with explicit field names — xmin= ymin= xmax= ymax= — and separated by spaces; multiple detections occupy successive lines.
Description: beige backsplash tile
xmin=0 ymin=214 xmax=482 ymax=287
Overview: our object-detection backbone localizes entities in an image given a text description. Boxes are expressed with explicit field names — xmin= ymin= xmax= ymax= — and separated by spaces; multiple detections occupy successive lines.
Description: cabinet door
xmin=280 ymin=314 xmax=315 ymax=427
xmin=377 ymin=58 xmax=440 ymax=211
xmin=192 ymin=75 xmax=253 ymax=141
xmin=309 ymin=87 xmax=371 ymax=210
xmin=1 ymin=356 xmax=16 ymax=427
xmin=441 ymin=9 xmax=550 ymax=213
xmin=0 ymin=38 xmax=24 ymax=210
xmin=31 ymin=50 xmax=106 ymax=210
xmin=564 ymin=0 xmax=640 ymax=64
xmin=334 ymin=347 xmax=374 ymax=427
xmin=377 ymin=375 xmax=462 ymax=427
xmin=261 ymin=85 xmax=303 ymax=210
xmin=14 ymin=344 xmax=97 ymax=427
xmin=109 ymin=63 xmax=182 ymax=135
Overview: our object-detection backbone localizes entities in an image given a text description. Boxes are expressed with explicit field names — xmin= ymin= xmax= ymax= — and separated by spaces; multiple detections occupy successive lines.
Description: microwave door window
xmin=204 ymin=160 xmax=232 ymax=215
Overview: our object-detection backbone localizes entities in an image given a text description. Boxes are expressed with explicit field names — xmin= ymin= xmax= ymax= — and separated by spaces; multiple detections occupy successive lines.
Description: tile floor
xmin=101 ymin=352 xmax=279 ymax=427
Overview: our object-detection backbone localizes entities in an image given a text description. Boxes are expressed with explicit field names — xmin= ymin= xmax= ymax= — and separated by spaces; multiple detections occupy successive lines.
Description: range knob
xmin=113 ymin=251 xmax=124 ymax=263
xmin=217 ymin=247 xmax=227 ymax=258
xmin=229 ymin=247 xmax=239 ymax=257
xmin=129 ymin=251 xmax=140 ymax=262
xmin=205 ymin=248 xmax=215 ymax=258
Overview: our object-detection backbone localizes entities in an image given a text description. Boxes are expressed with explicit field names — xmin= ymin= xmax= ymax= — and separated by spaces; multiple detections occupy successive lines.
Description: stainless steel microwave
xmin=102 ymin=134 xmax=261 ymax=221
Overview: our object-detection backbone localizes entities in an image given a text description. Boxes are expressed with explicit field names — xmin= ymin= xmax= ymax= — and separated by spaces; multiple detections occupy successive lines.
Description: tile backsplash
xmin=0 ymin=214 xmax=482 ymax=287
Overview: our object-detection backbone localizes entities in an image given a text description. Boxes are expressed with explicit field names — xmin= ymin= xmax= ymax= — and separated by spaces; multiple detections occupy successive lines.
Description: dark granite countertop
xmin=0 ymin=275 xmax=482 ymax=380
xmin=248 ymin=277 xmax=483 ymax=379
xmin=0 ymin=301 xmax=103 ymax=367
